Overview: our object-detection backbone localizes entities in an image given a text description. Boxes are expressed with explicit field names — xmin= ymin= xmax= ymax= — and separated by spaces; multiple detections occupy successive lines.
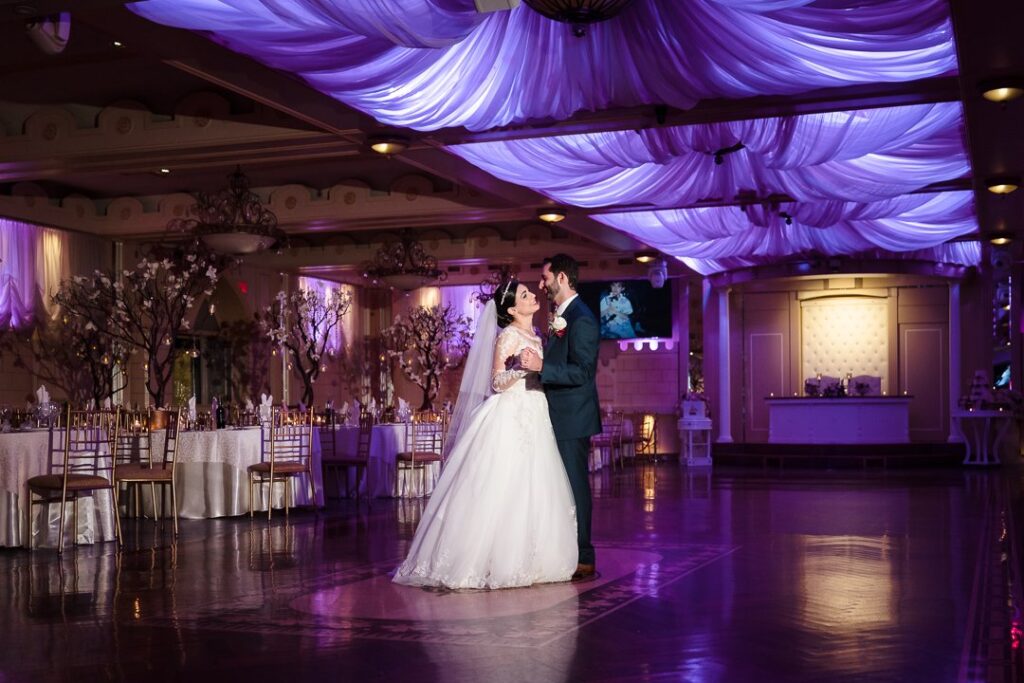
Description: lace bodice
xmin=491 ymin=325 xmax=543 ymax=393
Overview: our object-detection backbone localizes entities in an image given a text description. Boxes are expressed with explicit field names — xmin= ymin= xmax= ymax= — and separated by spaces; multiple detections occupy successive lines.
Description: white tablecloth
xmin=141 ymin=427 xmax=324 ymax=518
xmin=323 ymin=423 xmax=438 ymax=498
xmin=0 ymin=430 xmax=118 ymax=548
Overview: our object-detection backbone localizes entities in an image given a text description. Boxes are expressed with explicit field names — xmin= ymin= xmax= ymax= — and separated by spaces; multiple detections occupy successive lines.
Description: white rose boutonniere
xmin=550 ymin=315 xmax=567 ymax=338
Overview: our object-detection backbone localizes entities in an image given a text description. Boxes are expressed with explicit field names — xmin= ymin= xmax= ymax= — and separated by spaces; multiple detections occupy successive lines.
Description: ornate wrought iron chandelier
xmin=523 ymin=0 xmax=634 ymax=37
xmin=171 ymin=166 xmax=285 ymax=255
xmin=363 ymin=230 xmax=447 ymax=291
xmin=475 ymin=265 xmax=517 ymax=304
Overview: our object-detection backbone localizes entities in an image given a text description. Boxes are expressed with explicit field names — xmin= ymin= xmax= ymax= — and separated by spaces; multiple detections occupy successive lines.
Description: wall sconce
xmin=980 ymin=79 xmax=1024 ymax=103
xmin=990 ymin=236 xmax=1013 ymax=246
xmin=537 ymin=207 xmax=566 ymax=223
xmin=986 ymin=176 xmax=1020 ymax=194
xmin=368 ymin=135 xmax=409 ymax=155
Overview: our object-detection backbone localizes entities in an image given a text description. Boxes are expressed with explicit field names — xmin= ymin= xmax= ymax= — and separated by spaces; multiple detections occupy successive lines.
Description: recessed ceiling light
xmin=986 ymin=176 xmax=1020 ymax=194
xmin=634 ymin=250 xmax=658 ymax=263
xmin=980 ymin=79 xmax=1024 ymax=103
xmin=112 ymin=40 xmax=124 ymax=48
xmin=991 ymin=236 xmax=1012 ymax=245
xmin=368 ymin=135 xmax=408 ymax=155
xmin=537 ymin=208 xmax=566 ymax=223
xmin=158 ymin=168 xmax=171 ymax=174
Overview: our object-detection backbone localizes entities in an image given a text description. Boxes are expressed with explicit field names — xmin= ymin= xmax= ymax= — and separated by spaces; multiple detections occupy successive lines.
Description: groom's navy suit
xmin=541 ymin=296 xmax=601 ymax=565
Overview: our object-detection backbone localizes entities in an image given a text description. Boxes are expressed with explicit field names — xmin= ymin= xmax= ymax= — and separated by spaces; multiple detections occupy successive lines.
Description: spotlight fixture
xmin=990 ymin=236 xmax=1013 ymax=246
xmin=368 ymin=135 xmax=409 ymax=155
xmin=980 ymin=79 xmax=1024 ymax=103
xmin=986 ymin=176 xmax=1020 ymax=194
xmin=634 ymin=250 xmax=658 ymax=264
xmin=779 ymin=211 xmax=794 ymax=226
xmin=537 ymin=207 xmax=567 ymax=223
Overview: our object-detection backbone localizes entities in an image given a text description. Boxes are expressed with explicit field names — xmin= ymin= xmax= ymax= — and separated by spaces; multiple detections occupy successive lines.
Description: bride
xmin=392 ymin=279 xmax=578 ymax=589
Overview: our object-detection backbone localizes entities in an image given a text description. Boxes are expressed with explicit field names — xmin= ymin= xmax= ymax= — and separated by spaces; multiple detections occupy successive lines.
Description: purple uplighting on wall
xmin=0 ymin=219 xmax=39 ymax=330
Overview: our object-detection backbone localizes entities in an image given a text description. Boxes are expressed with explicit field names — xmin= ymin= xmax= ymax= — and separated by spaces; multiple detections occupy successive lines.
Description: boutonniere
xmin=549 ymin=316 xmax=567 ymax=338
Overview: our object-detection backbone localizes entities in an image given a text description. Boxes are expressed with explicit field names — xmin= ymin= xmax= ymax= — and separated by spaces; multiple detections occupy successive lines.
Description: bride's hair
xmin=494 ymin=278 xmax=519 ymax=328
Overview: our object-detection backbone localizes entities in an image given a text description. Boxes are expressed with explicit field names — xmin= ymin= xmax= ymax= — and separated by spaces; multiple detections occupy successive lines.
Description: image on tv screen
xmin=576 ymin=279 xmax=672 ymax=340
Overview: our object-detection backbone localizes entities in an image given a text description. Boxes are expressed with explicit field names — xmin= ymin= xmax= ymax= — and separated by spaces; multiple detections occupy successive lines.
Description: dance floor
xmin=0 ymin=462 xmax=1021 ymax=682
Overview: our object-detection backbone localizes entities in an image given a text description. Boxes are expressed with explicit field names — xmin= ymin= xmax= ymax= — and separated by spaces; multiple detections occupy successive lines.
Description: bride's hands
xmin=520 ymin=347 xmax=543 ymax=372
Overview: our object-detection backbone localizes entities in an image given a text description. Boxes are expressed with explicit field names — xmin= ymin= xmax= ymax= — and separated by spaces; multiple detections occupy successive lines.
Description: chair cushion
xmin=27 ymin=474 xmax=112 ymax=491
xmin=396 ymin=451 xmax=443 ymax=463
xmin=247 ymin=462 xmax=307 ymax=474
xmin=114 ymin=463 xmax=173 ymax=482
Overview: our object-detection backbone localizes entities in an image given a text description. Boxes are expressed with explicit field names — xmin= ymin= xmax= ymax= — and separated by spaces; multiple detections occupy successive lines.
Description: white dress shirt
xmin=554 ymin=293 xmax=579 ymax=317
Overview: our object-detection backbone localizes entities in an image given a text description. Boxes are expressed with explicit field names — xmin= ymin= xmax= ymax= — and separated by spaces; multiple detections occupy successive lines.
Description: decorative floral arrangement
xmin=53 ymin=241 xmax=223 ymax=407
xmin=257 ymin=286 xmax=352 ymax=406
xmin=381 ymin=304 xmax=472 ymax=410
xmin=0 ymin=313 xmax=129 ymax=407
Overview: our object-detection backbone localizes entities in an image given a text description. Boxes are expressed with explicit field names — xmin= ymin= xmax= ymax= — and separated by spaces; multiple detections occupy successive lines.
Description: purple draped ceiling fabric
xmin=591 ymin=191 xmax=977 ymax=275
xmin=131 ymin=0 xmax=973 ymax=274
xmin=0 ymin=219 xmax=39 ymax=329
xmin=450 ymin=103 xmax=967 ymax=206
xmin=132 ymin=0 xmax=957 ymax=132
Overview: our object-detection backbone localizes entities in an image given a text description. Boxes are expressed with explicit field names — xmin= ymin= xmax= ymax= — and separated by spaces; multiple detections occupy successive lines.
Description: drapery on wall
xmin=0 ymin=218 xmax=109 ymax=329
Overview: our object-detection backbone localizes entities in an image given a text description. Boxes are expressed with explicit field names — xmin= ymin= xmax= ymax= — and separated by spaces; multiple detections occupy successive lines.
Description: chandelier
xmin=363 ymin=231 xmax=447 ymax=291
xmin=523 ymin=0 xmax=634 ymax=37
xmin=171 ymin=166 xmax=285 ymax=255
xmin=474 ymin=265 xmax=517 ymax=304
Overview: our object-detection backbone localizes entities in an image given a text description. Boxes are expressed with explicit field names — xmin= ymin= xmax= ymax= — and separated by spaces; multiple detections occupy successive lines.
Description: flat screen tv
xmin=576 ymin=279 xmax=672 ymax=340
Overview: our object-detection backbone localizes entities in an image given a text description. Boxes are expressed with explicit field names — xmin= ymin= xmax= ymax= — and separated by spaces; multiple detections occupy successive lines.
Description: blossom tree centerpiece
xmin=257 ymin=287 xmax=353 ymax=407
xmin=53 ymin=242 xmax=222 ymax=407
xmin=0 ymin=312 xmax=129 ymax=407
xmin=381 ymin=304 xmax=472 ymax=411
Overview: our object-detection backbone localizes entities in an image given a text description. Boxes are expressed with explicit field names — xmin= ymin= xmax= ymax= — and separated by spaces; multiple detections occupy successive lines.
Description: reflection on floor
xmin=0 ymin=462 xmax=1021 ymax=682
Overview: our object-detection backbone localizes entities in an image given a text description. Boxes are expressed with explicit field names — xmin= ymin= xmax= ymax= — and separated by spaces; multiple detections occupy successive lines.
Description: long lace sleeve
xmin=491 ymin=329 xmax=528 ymax=393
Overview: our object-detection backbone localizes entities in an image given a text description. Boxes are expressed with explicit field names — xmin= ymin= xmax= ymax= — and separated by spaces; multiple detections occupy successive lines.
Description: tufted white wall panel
xmin=801 ymin=297 xmax=888 ymax=394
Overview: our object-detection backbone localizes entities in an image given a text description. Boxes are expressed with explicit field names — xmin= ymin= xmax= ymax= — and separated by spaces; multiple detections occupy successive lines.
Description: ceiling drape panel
xmin=684 ymin=242 xmax=981 ymax=276
xmin=593 ymin=191 xmax=978 ymax=274
xmin=131 ymin=0 xmax=974 ymax=275
xmin=449 ymin=103 xmax=968 ymax=207
xmin=131 ymin=0 xmax=957 ymax=131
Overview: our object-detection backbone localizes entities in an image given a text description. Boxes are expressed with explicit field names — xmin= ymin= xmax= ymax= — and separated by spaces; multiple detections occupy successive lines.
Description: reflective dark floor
xmin=1 ymin=462 xmax=1022 ymax=683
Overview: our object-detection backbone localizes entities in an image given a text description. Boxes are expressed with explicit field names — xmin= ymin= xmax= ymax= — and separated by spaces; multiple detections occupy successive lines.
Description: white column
xmin=717 ymin=287 xmax=733 ymax=443
xmin=948 ymin=282 xmax=962 ymax=443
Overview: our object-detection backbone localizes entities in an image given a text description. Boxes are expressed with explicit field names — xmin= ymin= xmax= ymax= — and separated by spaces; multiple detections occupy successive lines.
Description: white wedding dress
xmin=393 ymin=325 xmax=578 ymax=589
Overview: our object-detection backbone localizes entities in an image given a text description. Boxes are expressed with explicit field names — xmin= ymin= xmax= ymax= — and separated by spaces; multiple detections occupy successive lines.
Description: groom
xmin=521 ymin=253 xmax=601 ymax=581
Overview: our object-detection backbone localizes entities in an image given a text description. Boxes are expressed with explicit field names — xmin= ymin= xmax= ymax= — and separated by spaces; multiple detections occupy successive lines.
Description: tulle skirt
xmin=393 ymin=388 xmax=578 ymax=589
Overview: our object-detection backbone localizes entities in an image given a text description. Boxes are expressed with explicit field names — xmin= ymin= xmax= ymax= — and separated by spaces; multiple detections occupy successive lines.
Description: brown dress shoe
xmin=571 ymin=563 xmax=596 ymax=581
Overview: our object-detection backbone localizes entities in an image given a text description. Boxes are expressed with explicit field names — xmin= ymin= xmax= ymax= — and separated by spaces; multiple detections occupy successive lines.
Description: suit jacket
xmin=541 ymin=297 xmax=602 ymax=441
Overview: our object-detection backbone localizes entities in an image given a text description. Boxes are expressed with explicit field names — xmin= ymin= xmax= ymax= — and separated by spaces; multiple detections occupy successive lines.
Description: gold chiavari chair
xmin=249 ymin=409 xmax=316 ymax=519
xmin=323 ymin=413 xmax=373 ymax=505
xmin=111 ymin=408 xmax=151 ymax=518
xmin=26 ymin=406 xmax=121 ymax=553
xmin=591 ymin=412 xmax=627 ymax=471
xmin=395 ymin=411 xmax=444 ymax=497
xmin=114 ymin=408 xmax=182 ymax=535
